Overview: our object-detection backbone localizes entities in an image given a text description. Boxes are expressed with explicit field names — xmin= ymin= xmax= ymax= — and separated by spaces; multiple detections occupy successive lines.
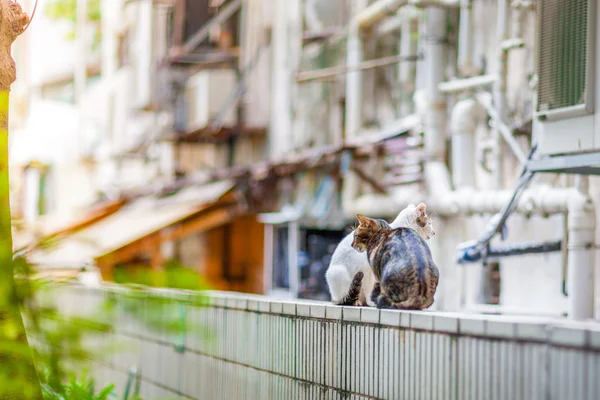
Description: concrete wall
xmin=43 ymin=284 xmax=600 ymax=400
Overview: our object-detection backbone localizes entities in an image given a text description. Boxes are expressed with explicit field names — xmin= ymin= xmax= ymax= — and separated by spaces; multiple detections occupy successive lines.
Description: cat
xmin=325 ymin=203 xmax=434 ymax=306
xmin=351 ymin=214 xmax=439 ymax=310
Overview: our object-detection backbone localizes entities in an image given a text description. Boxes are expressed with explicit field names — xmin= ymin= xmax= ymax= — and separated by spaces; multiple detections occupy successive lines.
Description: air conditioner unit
xmin=533 ymin=0 xmax=598 ymax=156
xmin=184 ymin=69 xmax=238 ymax=132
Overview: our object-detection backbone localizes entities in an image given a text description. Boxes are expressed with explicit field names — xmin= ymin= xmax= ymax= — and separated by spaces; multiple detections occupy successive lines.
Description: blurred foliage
xmin=113 ymin=258 xmax=213 ymax=291
xmin=3 ymin=252 xmax=214 ymax=399
xmin=40 ymin=370 xmax=117 ymax=400
xmin=107 ymin=260 xmax=215 ymax=344
xmin=44 ymin=0 xmax=102 ymax=50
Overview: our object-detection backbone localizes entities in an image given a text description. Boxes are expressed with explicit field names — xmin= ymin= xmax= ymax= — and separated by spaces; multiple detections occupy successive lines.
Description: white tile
xmin=270 ymin=301 xmax=283 ymax=314
xmin=549 ymin=325 xmax=587 ymax=347
xmin=297 ymin=303 xmax=311 ymax=317
xmin=342 ymin=306 xmax=361 ymax=322
xmin=459 ymin=316 xmax=486 ymax=336
xmin=361 ymin=308 xmax=380 ymax=324
xmin=410 ymin=312 xmax=433 ymax=330
xmin=282 ymin=301 xmax=296 ymax=316
xmin=325 ymin=305 xmax=343 ymax=320
xmin=486 ymin=320 xmax=515 ymax=339
xmin=258 ymin=300 xmax=271 ymax=313
xmin=310 ymin=303 xmax=326 ymax=319
xmin=516 ymin=322 xmax=549 ymax=341
xmin=433 ymin=314 xmax=459 ymax=333
xmin=380 ymin=310 xmax=400 ymax=326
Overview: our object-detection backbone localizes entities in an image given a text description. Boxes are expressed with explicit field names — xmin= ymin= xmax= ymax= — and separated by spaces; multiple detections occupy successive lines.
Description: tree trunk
xmin=0 ymin=1 xmax=42 ymax=398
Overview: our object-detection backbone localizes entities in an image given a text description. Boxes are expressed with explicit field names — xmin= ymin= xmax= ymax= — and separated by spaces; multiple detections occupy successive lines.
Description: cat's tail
xmin=333 ymin=271 xmax=364 ymax=306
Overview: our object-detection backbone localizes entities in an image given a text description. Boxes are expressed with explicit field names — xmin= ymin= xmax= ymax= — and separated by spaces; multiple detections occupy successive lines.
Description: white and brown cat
xmin=325 ymin=203 xmax=434 ymax=306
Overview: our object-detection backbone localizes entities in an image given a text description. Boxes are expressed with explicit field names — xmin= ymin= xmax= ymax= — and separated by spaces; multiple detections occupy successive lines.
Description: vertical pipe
xmin=493 ymin=0 xmax=510 ymax=188
xmin=567 ymin=178 xmax=596 ymax=320
xmin=399 ymin=13 xmax=418 ymax=116
xmin=450 ymin=98 xmax=482 ymax=188
xmin=342 ymin=0 xmax=368 ymax=214
xmin=457 ymin=0 xmax=474 ymax=76
xmin=423 ymin=7 xmax=448 ymax=161
xmin=269 ymin=0 xmax=293 ymax=158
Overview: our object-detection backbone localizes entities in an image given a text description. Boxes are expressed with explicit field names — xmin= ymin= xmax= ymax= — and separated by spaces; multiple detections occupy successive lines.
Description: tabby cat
xmin=351 ymin=214 xmax=439 ymax=310
xmin=325 ymin=203 xmax=435 ymax=306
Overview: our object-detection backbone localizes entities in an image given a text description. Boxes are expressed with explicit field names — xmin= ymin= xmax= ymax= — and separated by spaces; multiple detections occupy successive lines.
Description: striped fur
xmin=332 ymin=271 xmax=364 ymax=306
xmin=352 ymin=215 xmax=439 ymax=310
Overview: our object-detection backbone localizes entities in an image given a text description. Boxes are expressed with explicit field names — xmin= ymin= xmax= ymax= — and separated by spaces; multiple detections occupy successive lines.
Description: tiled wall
xmin=43 ymin=284 xmax=600 ymax=400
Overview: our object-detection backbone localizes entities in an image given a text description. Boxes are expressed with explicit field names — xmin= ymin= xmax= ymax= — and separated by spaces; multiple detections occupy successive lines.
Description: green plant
xmin=40 ymin=371 xmax=117 ymax=400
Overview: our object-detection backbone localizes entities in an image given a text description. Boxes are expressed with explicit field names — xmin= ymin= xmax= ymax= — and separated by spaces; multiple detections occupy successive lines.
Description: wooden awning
xmin=26 ymin=180 xmax=236 ymax=272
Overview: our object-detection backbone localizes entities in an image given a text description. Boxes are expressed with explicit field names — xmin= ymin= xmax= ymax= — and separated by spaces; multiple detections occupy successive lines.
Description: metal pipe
xmin=342 ymin=0 xmax=368 ymax=213
xmin=475 ymin=92 xmax=527 ymax=165
xmin=450 ymin=98 xmax=485 ymax=188
xmin=492 ymin=0 xmax=511 ymax=187
xmin=410 ymin=0 xmax=460 ymax=7
xmin=350 ymin=186 xmax=586 ymax=219
xmin=439 ymin=74 xmax=498 ymax=94
xmin=567 ymin=176 xmax=596 ymax=320
xmin=354 ymin=0 xmax=409 ymax=30
xmin=424 ymin=7 xmax=448 ymax=162
xmin=296 ymin=53 xmax=421 ymax=83
xmin=399 ymin=14 xmax=419 ymax=116
xmin=457 ymin=240 xmax=563 ymax=264
xmin=457 ymin=0 xmax=474 ymax=76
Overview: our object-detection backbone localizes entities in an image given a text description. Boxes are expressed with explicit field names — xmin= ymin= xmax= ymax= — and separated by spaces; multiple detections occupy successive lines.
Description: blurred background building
xmin=9 ymin=0 xmax=600 ymax=321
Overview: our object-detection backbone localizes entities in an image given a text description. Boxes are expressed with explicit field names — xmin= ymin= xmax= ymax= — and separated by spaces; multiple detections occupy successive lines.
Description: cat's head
xmin=392 ymin=203 xmax=436 ymax=240
xmin=351 ymin=215 xmax=390 ymax=253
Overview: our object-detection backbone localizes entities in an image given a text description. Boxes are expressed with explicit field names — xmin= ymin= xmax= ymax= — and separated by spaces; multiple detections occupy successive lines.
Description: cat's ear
xmin=356 ymin=214 xmax=368 ymax=226
xmin=356 ymin=214 xmax=377 ymax=229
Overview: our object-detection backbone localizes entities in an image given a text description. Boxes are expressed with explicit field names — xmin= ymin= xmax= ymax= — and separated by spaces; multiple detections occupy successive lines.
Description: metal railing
xmin=41 ymin=284 xmax=600 ymax=400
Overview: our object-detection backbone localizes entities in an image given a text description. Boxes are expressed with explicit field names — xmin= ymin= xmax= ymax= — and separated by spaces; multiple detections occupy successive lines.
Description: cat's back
xmin=329 ymin=230 xmax=368 ymax=272
xmin=386 ymin=228 xmax=434 ymax=264
xmin=380 ymin=227 xmax=439 ymax=309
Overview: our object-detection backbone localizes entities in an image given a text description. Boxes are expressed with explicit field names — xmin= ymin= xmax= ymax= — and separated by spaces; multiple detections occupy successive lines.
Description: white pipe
xmin=270 ymin=0 xmax=292 ymax=157
xmin=492 ymin=0 xmax=511 ymax=188
xmin=399 ymin=14 xmax=419 ymax=116
xmin=350 ymin=186 xmax=589 ymax=219
xmin=354 ymin=0 xmax=408 ymax=30
xmin=450 ymin=98 xmax=485 ymax=188
xmin=343 ymin=0 xmax=368 ymax=212
xmin=410 ymin=0 xmax=460 ymax=7
xmin=457 ymin=0 xmax=474 ymax=76
xmin=439 ymin=74 xmax=498 ymax=94
xmin=567 ymin=176 xmax=596 ymax=320
xmin=424 ymin=7 xmax=448 ymax=162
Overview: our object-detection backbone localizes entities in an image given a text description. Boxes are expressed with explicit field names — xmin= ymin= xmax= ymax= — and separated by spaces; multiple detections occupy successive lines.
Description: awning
xmin=26 ymin=180 xmax=236 ymax=268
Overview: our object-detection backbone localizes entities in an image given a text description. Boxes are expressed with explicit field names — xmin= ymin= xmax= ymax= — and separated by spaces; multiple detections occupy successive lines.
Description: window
xmin=298 ymin=228 xmax=345 ymax=301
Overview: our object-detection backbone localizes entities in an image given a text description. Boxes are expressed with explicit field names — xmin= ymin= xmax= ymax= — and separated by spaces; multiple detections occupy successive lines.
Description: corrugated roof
xmin=27 ymin=180 xmax=235 ymax=267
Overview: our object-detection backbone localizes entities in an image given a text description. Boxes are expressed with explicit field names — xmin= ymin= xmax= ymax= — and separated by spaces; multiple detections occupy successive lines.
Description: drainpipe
xmin=399 ymin=10 xmax=419 ymax=116
xmin=355 ymin=0 xmax=409 ymax=30
xmin=567 ymin=176 xmax=596 ymax=320
xmin=450 ymin=98 xmax=485 ymax=189
xmin=342 ymin=0 xmax=368 ymax=213
xmin=492 ymin=0 xmax=510 ymax=188
xmin=457 ymin=0 xmax=475 ymax=77
xmin=423 ymin=7 xmax=448 ymax=168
